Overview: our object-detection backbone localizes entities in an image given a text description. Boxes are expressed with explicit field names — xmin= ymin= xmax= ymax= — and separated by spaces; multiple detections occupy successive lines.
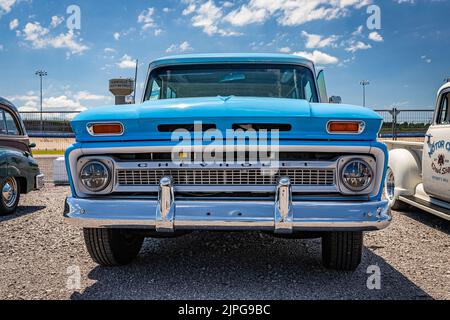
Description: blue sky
xmin=0 ymin=0 xmax=449 ymax=112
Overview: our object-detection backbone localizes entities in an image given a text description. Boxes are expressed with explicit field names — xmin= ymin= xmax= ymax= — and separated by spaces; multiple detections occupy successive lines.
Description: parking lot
xmin=0 ymin=184 xmax=449 ymax=300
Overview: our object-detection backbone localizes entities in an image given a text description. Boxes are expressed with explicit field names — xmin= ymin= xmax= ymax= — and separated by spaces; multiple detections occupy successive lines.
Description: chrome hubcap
xmin=2 ymin=177 xmax=18 ymax=208
xmin=385 ymin=169 xmax=395 ymax=201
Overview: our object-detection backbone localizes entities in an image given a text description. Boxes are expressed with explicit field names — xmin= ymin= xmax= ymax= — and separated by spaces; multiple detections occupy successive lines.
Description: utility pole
xmin=35 ymin=70 xmax=47 ymax=133
xmin=360 ymin=80 xmax=370 ymax=107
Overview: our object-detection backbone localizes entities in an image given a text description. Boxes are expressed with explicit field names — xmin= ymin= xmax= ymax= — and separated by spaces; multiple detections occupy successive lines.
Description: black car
xmin=0 ymin=97 xmax=44 ymax=215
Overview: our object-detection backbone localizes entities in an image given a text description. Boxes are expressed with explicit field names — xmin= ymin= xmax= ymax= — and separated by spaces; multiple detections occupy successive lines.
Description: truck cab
xmin=385 ymin=82 xmax=450 ymax=220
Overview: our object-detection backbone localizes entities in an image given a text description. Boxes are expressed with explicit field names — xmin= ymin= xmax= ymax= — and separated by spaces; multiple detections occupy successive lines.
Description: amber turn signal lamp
xmin=327 ymin=121 xmax=364 ymax=134
xmin=87 ymin=123 xmax=124 ymax=136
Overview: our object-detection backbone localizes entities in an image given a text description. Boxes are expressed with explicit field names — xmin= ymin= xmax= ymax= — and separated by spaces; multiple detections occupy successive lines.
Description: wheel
xmin=385 ymin=167 xmax=408 ymax=211
xmin=322 ymin=232 xmax=363 ymax=271
xmin=83 ymin=228 xmax=144 ymax=266
xmin=0 ymin=177 xmax=20 ymax=216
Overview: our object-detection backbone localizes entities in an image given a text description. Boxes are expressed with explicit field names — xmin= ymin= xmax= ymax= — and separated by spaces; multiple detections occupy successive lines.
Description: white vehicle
xmin=385 ymin=82 xmax=450 ymax=220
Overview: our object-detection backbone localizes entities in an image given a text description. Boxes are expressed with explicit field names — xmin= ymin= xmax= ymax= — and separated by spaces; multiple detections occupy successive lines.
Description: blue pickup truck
xmin=64 ymin=54 xmax=391 ymax=271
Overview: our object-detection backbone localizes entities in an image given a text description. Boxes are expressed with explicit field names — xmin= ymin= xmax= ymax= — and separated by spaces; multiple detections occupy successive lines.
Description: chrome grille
xmin=116 ymin=168 xmax=335 ymax=186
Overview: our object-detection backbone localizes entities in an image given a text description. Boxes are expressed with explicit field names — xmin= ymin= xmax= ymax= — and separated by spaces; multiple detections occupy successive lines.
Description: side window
xmin=149 ymin=80 xmax=161 ymax=100
xmin=437 ymin=92 xmax=449 ymax=125
xmin=0 ymin=111 xmax=6 ymax=135
xmin=4 ymin=111 xmax=20 ymax=135
xmin=316 ymin=70 xmax=328 ymax=103
xmin=304 ymin=81 xmax=313 ymax=102
xmin=166 ymin=87 xmax=177 ymax=99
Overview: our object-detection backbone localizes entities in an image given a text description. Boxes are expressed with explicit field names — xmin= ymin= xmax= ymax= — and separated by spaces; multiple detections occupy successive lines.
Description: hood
xmin=71 ymin=96 xmax=382 ymax=142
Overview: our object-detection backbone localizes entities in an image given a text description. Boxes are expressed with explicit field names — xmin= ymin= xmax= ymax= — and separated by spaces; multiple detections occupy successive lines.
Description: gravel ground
xmin=0 ymin=185 xmax=449 ymax=300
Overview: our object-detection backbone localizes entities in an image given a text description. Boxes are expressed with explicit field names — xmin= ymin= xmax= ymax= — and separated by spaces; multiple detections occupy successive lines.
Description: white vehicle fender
xmin=388 ymin=148 xmax=422 ymax=196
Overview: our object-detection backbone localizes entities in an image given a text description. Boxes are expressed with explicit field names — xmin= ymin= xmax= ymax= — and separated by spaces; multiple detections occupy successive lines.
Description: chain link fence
xmin=375 ymin=108 xmax=435 ymax=142
xmin=20 ymin=108 xmax=435 ymax=183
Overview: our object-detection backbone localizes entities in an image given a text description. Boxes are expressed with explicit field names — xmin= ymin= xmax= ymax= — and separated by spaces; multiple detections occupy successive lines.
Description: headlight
xmin=80 ymin=161 xmax=110 ymax=192
xmin=341 ymin=159 xmax=373 ymax=192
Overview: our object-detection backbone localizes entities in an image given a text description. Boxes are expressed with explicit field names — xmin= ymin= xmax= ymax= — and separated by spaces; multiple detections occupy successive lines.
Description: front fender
xmin=6 ymin=150 xmax=40 ymax=192
xmin=388 ymin=148 xmax=422 ymax=196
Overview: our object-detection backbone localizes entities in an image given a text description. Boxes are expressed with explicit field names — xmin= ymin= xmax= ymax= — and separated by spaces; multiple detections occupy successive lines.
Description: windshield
xmin=144 ymin=64 xmax=318 ymax=102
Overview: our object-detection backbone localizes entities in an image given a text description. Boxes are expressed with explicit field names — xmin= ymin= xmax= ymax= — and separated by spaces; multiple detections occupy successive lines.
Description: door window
xmin=0 ymin=111 xmax=6 ymax=135
xmin=0 ymin=109 xmax=21 ymax=135
xmin=316 ymin=70 xmax=328 ymax=103
xmin=437 ymin=92 xmax=449 ymax=125
xmin=149 ymin=80 xmax=161 ymax=100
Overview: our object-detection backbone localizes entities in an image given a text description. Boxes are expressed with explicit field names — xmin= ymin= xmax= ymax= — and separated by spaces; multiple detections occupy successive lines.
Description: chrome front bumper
xmin=64 ymin=177 xmax=391 ymax=233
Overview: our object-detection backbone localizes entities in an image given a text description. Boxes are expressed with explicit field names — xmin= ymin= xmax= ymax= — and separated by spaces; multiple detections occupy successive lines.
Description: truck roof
xmin=150 ymin=53 xmax=315 ymax=71
xmin=438 ymin=82 xmax=450 ymax=95
xmin=0 ymin=97 xmax=19 ymax=113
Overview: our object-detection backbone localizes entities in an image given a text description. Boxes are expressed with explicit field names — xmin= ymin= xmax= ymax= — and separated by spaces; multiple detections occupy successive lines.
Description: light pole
xmin=35 ymin=70 xmax=47 ymax=133
xmin=360 ymin=80 xmax=370 ymax=107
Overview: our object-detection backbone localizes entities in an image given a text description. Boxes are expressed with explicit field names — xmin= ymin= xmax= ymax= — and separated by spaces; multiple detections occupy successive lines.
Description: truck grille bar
xmin=116 ymin=168 xmax=335 ymax=186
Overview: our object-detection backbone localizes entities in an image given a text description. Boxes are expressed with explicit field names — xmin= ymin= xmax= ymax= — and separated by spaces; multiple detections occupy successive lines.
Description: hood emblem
xmin=218 ymin=96 xmax=233 ymax=102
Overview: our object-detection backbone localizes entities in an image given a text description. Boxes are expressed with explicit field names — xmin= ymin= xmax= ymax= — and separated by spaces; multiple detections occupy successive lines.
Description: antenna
xmin=133 ymin=59 xmax=138 ymax=103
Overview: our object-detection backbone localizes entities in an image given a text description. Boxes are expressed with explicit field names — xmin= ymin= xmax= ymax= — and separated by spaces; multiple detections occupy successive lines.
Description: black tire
xmin=0 ymin=177 xmax=21 ymax=216
xmin=83 ymin=228 xmax=144 ymax=266
xmin=322 ymin=232 xmax=363 ymax=271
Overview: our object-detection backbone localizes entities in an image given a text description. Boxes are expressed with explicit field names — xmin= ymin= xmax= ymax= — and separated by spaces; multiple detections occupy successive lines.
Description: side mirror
xmin=329 ymin=96 xmax=342 ymax=104
xmin=29 ymin=143 xmax=36 ymax=148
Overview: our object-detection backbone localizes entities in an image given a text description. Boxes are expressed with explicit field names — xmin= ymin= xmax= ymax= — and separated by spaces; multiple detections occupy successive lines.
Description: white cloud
xmin=7 ymin=90 xmax=113 ymax=112
xmin=224 ymin=5 xmax=267 ymax=26
xmin=9 ymin=18 xmax=18 ymax=30
xmin=20 ymin=21 xmax=89 ymax=56
xmin=50 ymin=15 xmax=64 ymax=28
xmin=113 ymin=32 xmax=121 ymax=41
xmin=352 ymin=25 xmax=364 ymax=36
xmin=368 ymin=31 xmax=383 ymax=42
xmin=293 ymin=50 xmax=339 ymax=65
xmin=183 ymin=0 xmax=369 ymax=36
xmin=0 ymin=0 xmax=18 ymax=16
xmin=74 ymin=91 xmax=110 ymax=101
xmin=421 ymin=55 xmax=432 ymax=64
xmin=185 ymin=0 xmax=240 ymax=36
xmin=182 ymin=3 xmax=196 ymax=15
xmin=138 ymin=7 xmax=157 ymax=31
xmin=345 ymin=40 xmax=372 ymax=53
xmin=104 ymin=47 xmax=116 ymax=54
xmin=116 ymin=54 xmax=137 ymax=69
xmin=166 ymin=41 xmax=193 ymax=53
xmin=279 ymin=47 xmax=291 ymax=53
xmin=44 ymin=95 xmax=85 ymax=110
xmin=179 ymin=41 xmax=192 ymax=52
xmin=223 ymin=0 xmax=371 ymax=27
xmin=301 ymin=31 xmax=338 ymax=49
